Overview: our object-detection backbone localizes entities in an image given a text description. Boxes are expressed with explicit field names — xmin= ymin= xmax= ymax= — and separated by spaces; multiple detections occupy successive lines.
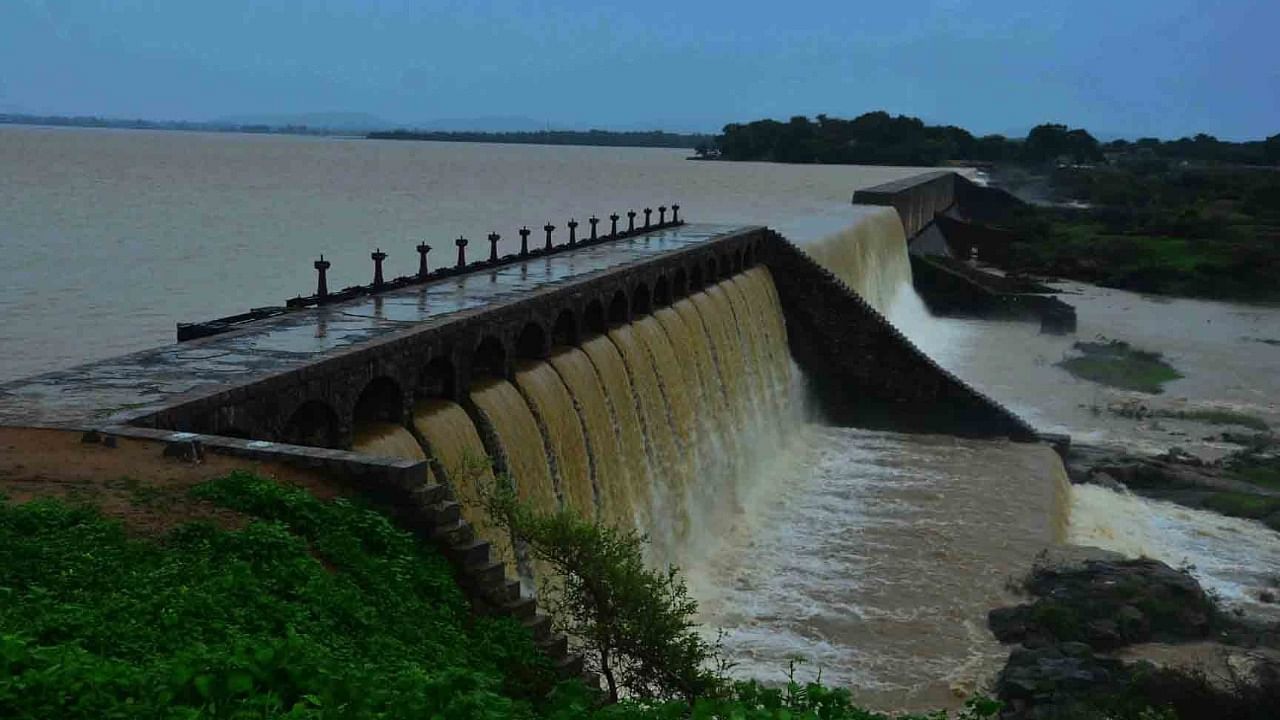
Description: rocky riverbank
xmin=988 ymin=547 xmax=1280 ymax=719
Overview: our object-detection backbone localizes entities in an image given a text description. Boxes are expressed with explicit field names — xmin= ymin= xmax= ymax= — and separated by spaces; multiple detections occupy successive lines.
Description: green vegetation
xmin=997 ymin=165 xmax=1280 ymax=302
xmin=700 ymin=112 xmax=1279 ymax=167
xmin=0 ymin=473 xmax=1002 ymax=719
xmin=0 ymin=471 xmax=555 ymax=718
xmin=1056 ymin=339 xmax=1183 ymax=394
xmin=484 ymin=485 xmax=720 ymax=703
xmin=1202 ymin=492 xmax=1280 ymax=531
xmin=1171 ymin=409 xmax=1269 ymax=432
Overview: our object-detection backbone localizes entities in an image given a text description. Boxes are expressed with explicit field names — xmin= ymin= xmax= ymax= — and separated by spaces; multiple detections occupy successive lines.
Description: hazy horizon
xmin=2 ymin=0 xmax=1277 ymax=141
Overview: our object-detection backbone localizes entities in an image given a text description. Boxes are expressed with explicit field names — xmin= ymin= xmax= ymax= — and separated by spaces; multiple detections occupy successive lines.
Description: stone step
xmin=554 ymin=653 xmax=585 ymax=678
xmin=465 ymin=559 xmax=507 ymax=588
xmin=428 ymin=500 xmax=461 ymax=525
xmin=430 ymin=518 xmax=474 ymax=546
xmin=410 ymin=482 xmax=448 ymax=507
xmin=447 ymin=539 xmax=490 ymax=567
xmin=522 ymin=613 xmax=553 ymax=641
xmin=500 ymin=596 xmax=537 ymax=621
xmin=537 ymin=633 xmax=568 ymax=658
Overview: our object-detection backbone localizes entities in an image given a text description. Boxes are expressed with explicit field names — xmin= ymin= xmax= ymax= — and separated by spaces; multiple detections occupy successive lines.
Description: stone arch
xmin=552 ymin=308 xmax=577 ymax=348
xmin=421 ymin=355 xmax=456 ymax=399
xmin=672 ymin=267 xmax=688 ymax=299
xmin=608 ymin=290 xmax=629 ymax=325
xmin=690 ymin=264 xmax=705 ymax=292
xmin=282 ymin=400 xmax=341 ymax=448
xmin=631 ymin=282 xmax=651 ymax=316
xmin=354 ymin=376 xmax=404 ymax=424
xmin=584 ymin=299 xmax=606 ymax=336
xmin=652 ymin=275 xmax=672 ymax=308
xmin=473 ymin=335 xmax=507 ymax=378
xmin=516 ymin=321 xmax=548 ymax=359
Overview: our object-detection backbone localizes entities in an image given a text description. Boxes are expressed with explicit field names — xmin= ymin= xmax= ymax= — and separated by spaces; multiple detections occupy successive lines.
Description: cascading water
xmin=354 ymin=271 xmax=801 ymax=577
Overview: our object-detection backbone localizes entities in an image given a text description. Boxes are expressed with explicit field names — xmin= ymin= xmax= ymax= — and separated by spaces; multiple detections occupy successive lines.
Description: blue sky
xmin=2 ymin=0 xmax=1276 ymax=139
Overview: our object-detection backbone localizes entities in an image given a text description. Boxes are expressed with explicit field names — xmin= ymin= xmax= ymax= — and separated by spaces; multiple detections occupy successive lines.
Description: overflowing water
xmin=355 ymin=269 xmax=801 ymax=576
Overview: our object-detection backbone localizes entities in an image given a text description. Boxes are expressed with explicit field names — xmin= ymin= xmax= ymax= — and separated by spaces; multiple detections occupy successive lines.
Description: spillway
xmin=354 ymin=270 xmax=801 ymax=578
xmin=348 ymin=213 xmax=1077 ymax=710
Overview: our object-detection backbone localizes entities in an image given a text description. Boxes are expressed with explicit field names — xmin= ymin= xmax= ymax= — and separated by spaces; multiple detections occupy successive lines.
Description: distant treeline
xmin=0 ymin=113 xmax=339 ymax=136
xmin=701 ymin=112 xmax=1280 ymax=167
xmin=368 ymin=129 xmax=711 ymax=149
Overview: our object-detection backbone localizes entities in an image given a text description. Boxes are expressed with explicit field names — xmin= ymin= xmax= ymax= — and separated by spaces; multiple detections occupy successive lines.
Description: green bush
xmin=0 ymin=471 xmax=554 ymax=719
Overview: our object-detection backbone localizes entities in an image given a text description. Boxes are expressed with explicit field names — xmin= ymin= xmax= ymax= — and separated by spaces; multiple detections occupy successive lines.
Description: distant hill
xmin=209 ymin=112 xmax=398 ymax=131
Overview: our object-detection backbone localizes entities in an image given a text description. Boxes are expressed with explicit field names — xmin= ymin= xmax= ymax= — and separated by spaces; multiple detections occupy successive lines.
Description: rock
xmin=1085 ymin=619 xmax=1123 ymax=650
xmin=990 ymin=554 xmax=1217 ymax=652
xmin=1261 ymin=591 xmax=1276 ymax=605
xmin=1090 ymin=471 xmax=1127 ymax=494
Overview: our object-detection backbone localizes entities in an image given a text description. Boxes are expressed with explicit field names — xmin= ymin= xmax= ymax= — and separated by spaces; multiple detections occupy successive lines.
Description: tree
xmin=482 ymin=486 xmax=723 ymax=704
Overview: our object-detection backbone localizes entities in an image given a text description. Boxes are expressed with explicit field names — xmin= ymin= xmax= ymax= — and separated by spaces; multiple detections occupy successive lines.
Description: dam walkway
xmin=0 ymin=223 xmax=749 ymax=429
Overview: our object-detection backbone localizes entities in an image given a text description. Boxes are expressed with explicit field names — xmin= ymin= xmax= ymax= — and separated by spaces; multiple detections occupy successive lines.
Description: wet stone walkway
xmin=1 ymin=223 xmax=748 ymax=429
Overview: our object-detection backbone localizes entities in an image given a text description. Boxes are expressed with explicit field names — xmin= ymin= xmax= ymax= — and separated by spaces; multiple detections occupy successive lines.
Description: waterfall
xmin=514 ymin=359 xmax=596 ymax=518
xmin=547 ymin=347 xmax=628 ymax=527
xmin=798 ymin=206 xmax=912 ymax=316
xmin=353 ymin=422 xmax=428 ymax=464
xmin=350 ymin=268 xmax=802 ymax=578
xmin=411 ymin=398 xmax=513 ymax=566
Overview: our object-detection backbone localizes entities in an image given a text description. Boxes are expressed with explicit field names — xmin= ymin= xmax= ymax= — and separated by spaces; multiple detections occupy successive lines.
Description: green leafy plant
xmin=484 ymin=484 xmax=723 ymax=704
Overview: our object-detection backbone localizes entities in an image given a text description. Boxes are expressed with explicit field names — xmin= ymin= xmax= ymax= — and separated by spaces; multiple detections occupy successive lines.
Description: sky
xmin=2 ymin=0 xmax=1277 ymax=140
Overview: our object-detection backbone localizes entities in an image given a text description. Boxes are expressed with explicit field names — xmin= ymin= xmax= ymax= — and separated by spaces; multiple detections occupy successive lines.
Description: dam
xmin=0 ymin=170 xmax=1061 ymax=702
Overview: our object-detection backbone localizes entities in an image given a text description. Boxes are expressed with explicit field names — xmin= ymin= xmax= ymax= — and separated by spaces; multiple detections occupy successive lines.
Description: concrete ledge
xmin=852 ymin=170 xmax=958 ymax=238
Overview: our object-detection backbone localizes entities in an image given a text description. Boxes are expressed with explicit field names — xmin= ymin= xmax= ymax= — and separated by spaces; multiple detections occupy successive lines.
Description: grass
xmin=1056 ymin=339 xmax=1183 ymax=394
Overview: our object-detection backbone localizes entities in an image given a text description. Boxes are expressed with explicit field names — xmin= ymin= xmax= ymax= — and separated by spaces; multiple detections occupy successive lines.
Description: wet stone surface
xmin=0 ymin=224 xmax=745 ymax=429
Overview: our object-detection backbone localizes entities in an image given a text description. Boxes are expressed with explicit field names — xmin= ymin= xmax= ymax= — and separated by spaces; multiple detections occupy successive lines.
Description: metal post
xmin=371 ymin=248 xmax=387 ymax=288
xmin=672 ymin=204 xmax=681 ymax=223
xmin=518 ymin=226 xmax=531 ymax=256
xmin=659 ymin=205 xmax=667 ymax=224
xmin=609 ymin=213 xmax=620 ymax=237
xmin=643 ymin=207 xmax=652 ymax=228
xmin=416 ymin=242 xmax=431 ymax=277
xmin=455 ymin=236 xmax=468 ymax=268
xmin=589 ymin=216 xmax=599 ymax=241
xmin=567 ymin=219 xmax=578 ymax=246
xmin=314 ymin=255 xmax=331 ymax=297
xmin=487 ymin=232 xmax=500 ymax=262
xmin=543 ymin=222 xmax=555 ymax=251
xmin=627 ymin=210 xmax=636 ymax=232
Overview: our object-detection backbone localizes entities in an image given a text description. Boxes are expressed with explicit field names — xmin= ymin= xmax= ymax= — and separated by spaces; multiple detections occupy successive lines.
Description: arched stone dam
xmin=0 ymin=171 xmax=1063 ymax=697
